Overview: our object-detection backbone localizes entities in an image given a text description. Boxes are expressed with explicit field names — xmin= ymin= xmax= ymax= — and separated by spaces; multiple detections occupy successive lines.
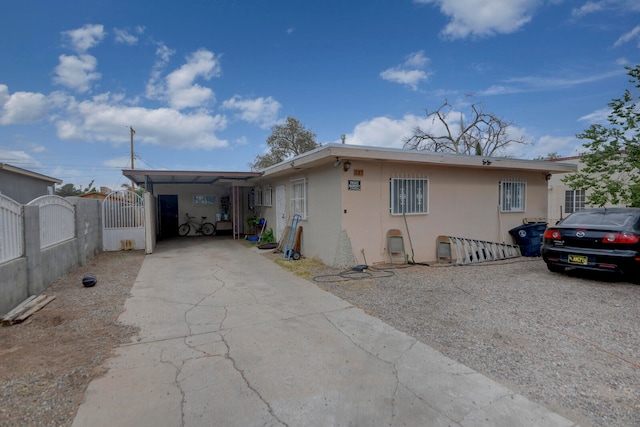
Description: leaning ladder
xmin=437 ymin=236 xmax=520 ymax=265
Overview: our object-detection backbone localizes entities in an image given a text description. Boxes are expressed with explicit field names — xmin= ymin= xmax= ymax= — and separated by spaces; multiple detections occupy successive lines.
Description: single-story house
xmin=124 ymin=144 xmax=576 ymax=268
xmin=0 ymin=163 xmax=62 ymax=204
xmin=546 ymin=155 xmax=626 ymax=224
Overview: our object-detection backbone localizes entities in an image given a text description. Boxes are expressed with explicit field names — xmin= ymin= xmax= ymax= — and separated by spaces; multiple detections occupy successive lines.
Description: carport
xmin=122 ymin=169 xmax=262 ymax=252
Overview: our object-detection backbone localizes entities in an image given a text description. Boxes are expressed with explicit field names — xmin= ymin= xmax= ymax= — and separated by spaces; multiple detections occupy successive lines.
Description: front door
xmin=158 ymin=195 xmax=179 ymax=239
xmin=276 ymin=185 xmax=285 ymax=241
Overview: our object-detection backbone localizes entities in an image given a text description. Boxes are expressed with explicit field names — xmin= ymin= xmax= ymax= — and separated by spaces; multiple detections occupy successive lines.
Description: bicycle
xmin=178 ymin=213 xmax=216 ymax=236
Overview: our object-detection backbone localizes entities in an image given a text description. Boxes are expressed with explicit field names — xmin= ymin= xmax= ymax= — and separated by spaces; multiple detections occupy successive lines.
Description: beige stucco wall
xmin=257 ymin=164 xmax=344 ymax=265
xmin=341 ymin=160 xmax=550 ymax=265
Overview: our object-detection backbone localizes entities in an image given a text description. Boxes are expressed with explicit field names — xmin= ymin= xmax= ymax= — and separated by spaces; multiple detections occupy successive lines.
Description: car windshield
xmin=562 ymin=211 xmax=640 ymax=228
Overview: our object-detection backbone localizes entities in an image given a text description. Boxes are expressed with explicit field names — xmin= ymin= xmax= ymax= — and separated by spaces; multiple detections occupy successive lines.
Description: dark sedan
xmin=541 ymin=208 xmax=640 ymax=280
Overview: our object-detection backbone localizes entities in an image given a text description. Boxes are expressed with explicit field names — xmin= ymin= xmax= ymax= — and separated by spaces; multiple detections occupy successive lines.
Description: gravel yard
xmin=0 ymin=250 xmax=145 ymax=427
xmin=312 ymin=257 xmax=640 ymax=427
xmin=0 ymin=243 xmax=638 ymax=427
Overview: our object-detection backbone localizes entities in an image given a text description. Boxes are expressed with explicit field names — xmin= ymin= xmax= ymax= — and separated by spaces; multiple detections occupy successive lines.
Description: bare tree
xmin=403 ymin=100 xmax=527 ymax=156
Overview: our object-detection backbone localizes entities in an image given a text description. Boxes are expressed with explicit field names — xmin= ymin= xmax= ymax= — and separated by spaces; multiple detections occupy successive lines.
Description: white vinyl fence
xmin=27 ymin=195 xmax=75 ymax=248
xmin=0 ymin=194 xmax=23 ymax=263
xmin=1 ymin=195 xmax=104 ymax=316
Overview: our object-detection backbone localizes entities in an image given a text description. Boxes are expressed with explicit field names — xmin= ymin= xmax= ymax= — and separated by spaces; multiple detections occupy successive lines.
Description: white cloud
xmin=571 ymin=1 xmax=604 ymax=16
xmin=578 ymin=107 xmax=610 ymax=123
xmin=380 ymin=50 xmax=431 ymax=90
xmin=534 ymin=135 xmax=581 ymax=157
xmin=404 ymin=51 xmax=429 ymax=68
xmin=0 ymin=85 xmax=49 ymax=125
xmin=572 ymin=0 xmax=640 ymax=17
xmin=346 ymin=114 xmax=438 ymax=149
xmin=234 ymin=136 xmax=249 ymax=146
xmin=63 ymin=24 xmax=105 ymax=53
xmin=380 ymin=69 xmax=429 ymax=90
xmin=113 ymin=28 xmax=139 ymax=45
xmin=614 ymin=25 xmax=640 ymax=48
xmin=0 ymin=147 xmax=41 ymax=169
xmin=54 ymin=95 xmax=229 ymax=150
xmin=163 ymin=49 xmax=222 ymax=109
xmin=415 ymin=0 xmax=539 ymax=39
xmin=53 ymin=54 xmax=101 ymax=93
xmin=221 ymin=95 xmax=281 ymax=129
xmin=478 ymin=69 xmax=626 ymax=96
xmin=504 ymin=134 xmax=580 ymax=159
xmin=146 ymin=42 xmax=176 ymax=100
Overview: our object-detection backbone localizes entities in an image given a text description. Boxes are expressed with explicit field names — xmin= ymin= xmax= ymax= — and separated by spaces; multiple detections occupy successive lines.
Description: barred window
xmin=390 ymin=178 xmax=428 ymax=215
xmin=565 ymin=189 xmax=585 ymax=214
xmin=291 ymin=177 xmax=307 ymax=219
xmin=499 ymin=180 xmax=526 ymax=212
xmin=263 ymin=186 xmax=272 ymax=207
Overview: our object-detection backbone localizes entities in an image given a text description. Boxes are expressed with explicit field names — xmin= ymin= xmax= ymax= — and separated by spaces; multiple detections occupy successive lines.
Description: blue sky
xmin=0 ymin=0 xmax=639 ymax=190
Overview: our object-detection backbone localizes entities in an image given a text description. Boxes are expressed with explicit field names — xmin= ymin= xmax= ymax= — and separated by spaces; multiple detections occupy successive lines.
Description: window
xmin=499 ymin=180 xmax=526 ymax=212
xmin=255 ymin=187 xmax=263 ymax=206
xmin=290 ymin=177 xmax=307 ymax=219
xmin=390 ymin=178 xmax=428 ymax=215
xmin=565 ymin=189 xmax=585 ymax=214
xmin=192 ymin=194 xmax=217 ymax=205
xmin=263 ymin=186 xmax=272 ymax=207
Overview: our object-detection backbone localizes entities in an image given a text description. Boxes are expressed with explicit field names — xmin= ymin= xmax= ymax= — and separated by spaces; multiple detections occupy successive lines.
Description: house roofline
xmin=260 ymin=143 xmax=578 ymax=176
xmin=549 ymin=155 xmax=582 ymax=162
xmin=0 ymin=163 xmax=62 ymax=184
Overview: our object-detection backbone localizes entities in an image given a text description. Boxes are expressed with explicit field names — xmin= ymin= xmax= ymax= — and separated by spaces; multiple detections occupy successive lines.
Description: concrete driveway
xmin=72 ymin=238 xmax=575 ymax=427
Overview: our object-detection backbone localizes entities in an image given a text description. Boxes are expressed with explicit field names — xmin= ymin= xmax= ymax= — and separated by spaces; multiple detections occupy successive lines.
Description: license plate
xmin=568 ymin=254 xmax=588 ymax=265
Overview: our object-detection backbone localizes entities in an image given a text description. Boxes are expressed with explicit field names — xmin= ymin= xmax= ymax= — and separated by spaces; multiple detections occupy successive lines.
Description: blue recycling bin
xmin=509 ymin=223 xmax=547 ymax=257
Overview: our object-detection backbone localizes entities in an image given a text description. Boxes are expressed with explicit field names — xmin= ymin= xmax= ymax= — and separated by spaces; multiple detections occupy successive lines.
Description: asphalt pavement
xmin=72 ymin=237 xmax=577 ymax=427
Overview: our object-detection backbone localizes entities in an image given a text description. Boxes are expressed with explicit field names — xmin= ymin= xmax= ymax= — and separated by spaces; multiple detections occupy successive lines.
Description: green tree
xmin=82 ymin=180 xmax=96 ymax=194
xmin=562 ymin=65 xmax=640 ymax=207
xmin=403 ymin=100 xmax=528 ymax=156
xmin=120 ymin=183 xmax=146 ymax=197
xmin=55 ymin=180 xmax=97 ymax=197
xmin=55 ymin=183 xmax=83 ymax=197
xmin=250 ymin=117 xmax=320 ymax=170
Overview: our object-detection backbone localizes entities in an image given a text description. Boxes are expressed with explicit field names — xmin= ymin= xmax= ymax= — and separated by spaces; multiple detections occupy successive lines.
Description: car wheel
xmin=546 ymin=263 xmax=564 ymax=273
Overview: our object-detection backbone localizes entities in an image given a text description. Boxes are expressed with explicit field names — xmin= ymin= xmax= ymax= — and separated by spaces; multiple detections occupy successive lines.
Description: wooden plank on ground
xmin=1 ymin=295 xmax=38 ymax=324
xmin=14 ymin=295 xmax=56 ymax=324
xmin=2 ymin=295 xmax=45 ymax=325
xmin=2 ymin=295 xmax=56 ymax=326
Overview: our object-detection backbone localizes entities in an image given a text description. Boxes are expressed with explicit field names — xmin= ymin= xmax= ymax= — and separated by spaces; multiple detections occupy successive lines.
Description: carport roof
xmin=122 ymin=169 xmax=262 ymax=186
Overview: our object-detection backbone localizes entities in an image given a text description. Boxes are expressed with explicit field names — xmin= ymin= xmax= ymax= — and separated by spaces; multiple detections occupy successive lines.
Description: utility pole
xmin=130 ymin=126 xmax=136 ymax=190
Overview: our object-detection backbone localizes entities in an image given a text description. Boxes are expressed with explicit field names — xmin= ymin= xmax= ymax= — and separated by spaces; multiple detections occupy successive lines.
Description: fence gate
xmin=102 ymin=190 xmax=145 ymax=251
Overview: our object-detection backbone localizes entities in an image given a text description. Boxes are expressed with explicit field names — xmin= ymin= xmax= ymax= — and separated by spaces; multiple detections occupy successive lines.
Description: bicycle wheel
xmin=178 ymin=223 xmax=190 ymax=236
xmin=202 ymin=222 xmax=215 ymax=236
